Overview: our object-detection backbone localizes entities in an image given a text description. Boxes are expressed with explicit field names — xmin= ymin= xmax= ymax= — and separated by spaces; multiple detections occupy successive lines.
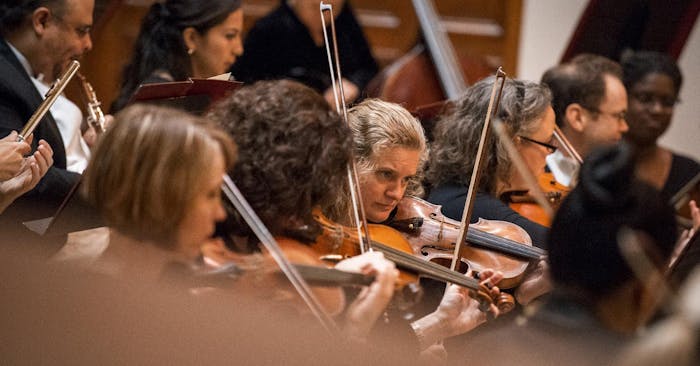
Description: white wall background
xmin=517 ymin=0 xmax=699 ymax=160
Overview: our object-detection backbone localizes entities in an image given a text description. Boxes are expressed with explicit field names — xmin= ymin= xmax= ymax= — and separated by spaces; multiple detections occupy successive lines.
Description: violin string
xmin=467 ymin=228 xmax=545 ymax=260
xmin=371 ymin=241 xmax=482 ymax=290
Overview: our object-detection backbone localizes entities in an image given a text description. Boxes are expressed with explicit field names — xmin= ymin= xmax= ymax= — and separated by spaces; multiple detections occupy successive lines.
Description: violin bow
xmin=320 ymin=1 xmax=373 ymax=254
xmin=491 ymin=117 xmax=555 ymax=219
xmin=221 ymin=174 xmax=339 ymax=334
xmin=450 ymin=68 xmax=507 ymax=273
xmin=553 ymin=125 xmax=583 ymax=165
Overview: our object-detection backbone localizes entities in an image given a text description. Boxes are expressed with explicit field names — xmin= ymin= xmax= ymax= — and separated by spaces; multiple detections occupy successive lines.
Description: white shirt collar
xmin=546 ymin=150 xmax=579 ymax=188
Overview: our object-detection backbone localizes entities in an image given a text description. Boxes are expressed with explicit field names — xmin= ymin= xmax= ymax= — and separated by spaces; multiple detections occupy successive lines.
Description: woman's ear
xmin=182 ymin=27 xmax=198 ymax=54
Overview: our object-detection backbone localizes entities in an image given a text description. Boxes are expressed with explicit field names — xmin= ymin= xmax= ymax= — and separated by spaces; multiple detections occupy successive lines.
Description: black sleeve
xmin=229 ymin=18 xmax=283 ymax=84
xmin=0 ymin=91 xmax=80 ymax=223
xmin=337 ymin=5 xmax=378 ymax=92
xmin=0 ymin=84 xmax=30 ymax=136
xmin=662 ymin=153 xmax=700 ymax=200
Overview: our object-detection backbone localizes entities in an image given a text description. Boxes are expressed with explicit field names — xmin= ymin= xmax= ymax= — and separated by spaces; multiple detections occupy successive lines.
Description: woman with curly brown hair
xmin=208 ymin=79 xmax=399 ymax=341
xmin=208 ymin=80 xmax=505 ymax=352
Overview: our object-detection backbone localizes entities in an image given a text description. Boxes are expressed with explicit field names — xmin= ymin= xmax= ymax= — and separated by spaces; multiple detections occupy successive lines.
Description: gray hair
xmin=426 ymin=76 xmax=552 ymax=194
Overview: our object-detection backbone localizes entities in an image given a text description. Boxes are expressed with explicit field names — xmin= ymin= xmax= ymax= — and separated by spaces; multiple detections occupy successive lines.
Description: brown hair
xmin=542 ymin=54 xmax=622 ymax=128
xmin=83 ymin=104 xmax=236 ymax=248
xmin=207 ymin=80 xmax=351 ymax=240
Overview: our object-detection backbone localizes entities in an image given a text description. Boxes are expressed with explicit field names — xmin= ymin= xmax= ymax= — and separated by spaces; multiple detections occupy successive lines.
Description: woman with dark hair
xmin=229 ymin=0 xmax=377 ymax=106
xmin=621 ymin=50 xmax=699 ymax=200
xmin=111 ymin=0 xmax=243 ymax=112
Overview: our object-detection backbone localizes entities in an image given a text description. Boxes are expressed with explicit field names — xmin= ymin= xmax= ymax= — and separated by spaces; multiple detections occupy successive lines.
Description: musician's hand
xmin=336 ymin=251 xmax=397 ymax=341
xmin=673 ymin=201 xmax=700 ymax=266
xmin=410 ymin=269 xmax=503 ymax=350
xmin=323 ymin=78 xmax=360 ymax=107
xmin=515 ymin=259 xmax=551 ymax=305
xmin=0 ymin=131 xmax=32 ymax=181
xmin=0 ymin=139 xmax=53 ymax=213
xmin=83 ymin=126 xmax=97 ymax=148
xmin=84 ymin=114 xmax=114 ymax=148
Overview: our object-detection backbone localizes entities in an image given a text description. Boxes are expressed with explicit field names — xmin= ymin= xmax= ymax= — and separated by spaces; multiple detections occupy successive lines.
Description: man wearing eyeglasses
xmin=541 ymin=54 xmax=629 ymax=187
xmin=0 ymin=0 xmax=93 ymax=229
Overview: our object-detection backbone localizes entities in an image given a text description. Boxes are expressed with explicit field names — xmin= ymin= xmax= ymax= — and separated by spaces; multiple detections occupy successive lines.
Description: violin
xmin=387 ymin=196 xmax=546 ymax=290
xmin=200 ymin=238 xmax=374 ymax=317
xmin=506 ymin=126 xmax=581 ymax=227
xmin=311 ymin=210 xmax=514 ymax=313
xmin=506 ymin=172 xmax=571 ymax=227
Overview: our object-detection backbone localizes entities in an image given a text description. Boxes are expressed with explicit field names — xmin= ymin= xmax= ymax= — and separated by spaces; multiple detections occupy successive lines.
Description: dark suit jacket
xmin=0 ymin=38 xmax=80 ymax=226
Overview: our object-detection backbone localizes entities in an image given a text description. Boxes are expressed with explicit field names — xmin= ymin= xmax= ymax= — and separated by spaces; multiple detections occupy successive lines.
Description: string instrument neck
xmin=412 ymin=0 xmax=466 ymax=98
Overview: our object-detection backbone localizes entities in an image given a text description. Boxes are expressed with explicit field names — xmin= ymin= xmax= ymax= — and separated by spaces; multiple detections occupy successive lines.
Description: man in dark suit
xmin=0 ymin=0 xmax=93 ymax=228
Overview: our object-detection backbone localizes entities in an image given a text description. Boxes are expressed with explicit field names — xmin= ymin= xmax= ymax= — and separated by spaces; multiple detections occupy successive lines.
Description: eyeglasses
xmin=584 ymin=107 xmax=627 ymax=123
xmin=518 ymin=135 xmax=557 ymax=153
xmin=630 ymin=91 xmax=679 ymax=109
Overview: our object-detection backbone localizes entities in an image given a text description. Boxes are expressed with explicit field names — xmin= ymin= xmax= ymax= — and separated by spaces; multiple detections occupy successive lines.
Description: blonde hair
xmin=348 ymin=99 xmax=427 ymax=173
xmin=83 ymin=104 xmax=236 ymax=248
xmin=327 ymin=99 xmax=427 ymax=224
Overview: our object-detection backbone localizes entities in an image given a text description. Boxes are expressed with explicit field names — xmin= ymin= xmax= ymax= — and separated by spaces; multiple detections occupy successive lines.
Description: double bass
xmin=368 ymin=0 xmax=494 ymax=112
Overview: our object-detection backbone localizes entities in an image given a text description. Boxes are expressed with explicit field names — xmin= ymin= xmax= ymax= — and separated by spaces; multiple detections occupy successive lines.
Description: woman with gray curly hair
xmin=426 ymin=76 xmax=554 ymax=249
xmin=426 ymin=77 xmax=556 ymax=306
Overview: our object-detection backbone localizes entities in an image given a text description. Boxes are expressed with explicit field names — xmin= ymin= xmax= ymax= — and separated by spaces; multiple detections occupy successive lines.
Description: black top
xmin=0 ymin=38 xmax=80 ymax=226
xmin=456 ymin=291 xmax=629 ymax=365
xmin=230 ymin=2 xmax=378 ymax=94
xmin=427 ymin=182 xmax=549 ymax=249
xmin=661 ymin=152 xmax=700 ymax=200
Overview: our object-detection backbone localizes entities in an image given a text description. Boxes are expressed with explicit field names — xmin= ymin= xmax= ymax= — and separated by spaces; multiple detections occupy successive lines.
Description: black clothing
xmin=456 ymin=291 xmax=629 ymax=365
xmin=0 ymin=38 xmax=80 ymax=225
xmin=230 ymin=2 xmax=378 ymax=94
xmin=661 ymin=152 xmax=700 ymax=200
xmin=427 ymin=182 xmax=549 ymax=249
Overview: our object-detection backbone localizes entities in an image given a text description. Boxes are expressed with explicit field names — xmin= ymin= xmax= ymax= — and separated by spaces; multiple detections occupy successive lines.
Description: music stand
xmin=23 ymin=179 xmax=102 ymax=237
xmin=129 ymin=77 xmax=243 ymax=115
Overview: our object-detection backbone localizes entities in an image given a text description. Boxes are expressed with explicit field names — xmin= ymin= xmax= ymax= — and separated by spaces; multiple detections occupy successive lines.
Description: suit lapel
xmin=0 ymin=38 xmax=69 ymax=169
